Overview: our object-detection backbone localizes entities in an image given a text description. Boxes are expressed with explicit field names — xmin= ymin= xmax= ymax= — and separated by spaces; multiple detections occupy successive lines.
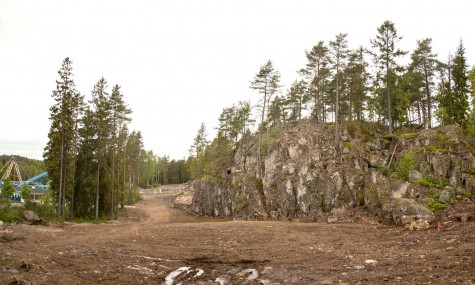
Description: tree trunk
xmin=58 ymin=137 xmax=64 ymax=220
xmin=95 ymin=163 xmax=100 ymax=221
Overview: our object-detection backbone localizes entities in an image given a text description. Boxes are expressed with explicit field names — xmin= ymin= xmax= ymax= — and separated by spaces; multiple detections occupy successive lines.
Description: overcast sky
xmin=1 ymin=0 xmax=473 ymax=160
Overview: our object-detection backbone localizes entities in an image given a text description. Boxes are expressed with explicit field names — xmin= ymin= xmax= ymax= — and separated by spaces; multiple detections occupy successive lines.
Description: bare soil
xmin=1 ymin=190 xmax=474 ymax=285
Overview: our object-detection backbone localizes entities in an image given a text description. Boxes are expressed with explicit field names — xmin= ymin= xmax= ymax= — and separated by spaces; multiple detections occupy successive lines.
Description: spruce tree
xmin=44 ymin=57 xmax=83 ymax=220
xmin=370 ymin=21 xmax=406 ymax=134
xmin=451 ymin=40 xmax=470 ymax=128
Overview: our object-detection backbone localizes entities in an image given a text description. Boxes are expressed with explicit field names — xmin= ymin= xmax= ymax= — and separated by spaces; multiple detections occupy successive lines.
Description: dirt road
xmin=1 ymin=190 xmax=474 ymax=284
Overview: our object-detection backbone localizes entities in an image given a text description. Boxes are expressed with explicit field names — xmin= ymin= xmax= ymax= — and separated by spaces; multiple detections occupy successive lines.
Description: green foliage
xmin=435 ymin=134 xmax=449 ymax=142
xmin=426 ymin=201 xmax=446 ymax=212
xmin=0 ymin=155 xmax=46 ymax=180
xmin=370 ymin=20 xmax=407 ymax=135
xmin=342 ymin=142 xmax=353 ymax=149
xmin=316 ymin=197 xmax=325 ymax=210
xmin=0 ymin=178 xmax=15 ymax=201
xmin=252 ymin=176 xmax=263 ymax=190
xmin=189 ymin=123 xmax=209 ymax=180
xmin=357 ymin=191 xmax=365 ymax=206
xmin=399 ymin=133 xmax=417 ymax=140
xmin=461 ymin=191 xmax=472 ymax=198
xmin=415 ymin=177 xmax=441 ymax=189
xmin=20 ymin=184 xmax=34 ymax=210
xmin=424 ymin=145 xmax=451 ymax=154
xmin=308 ymin=161 xmax=316 ymax=169
xmin=0 ymin=206 xmax=23 ymax=223
xmin=299 ymin=41 xmax=330 ymax=123
xmin=393 ymin=151 xmax=417 ymax=180
xmin=34 ymin=189 xmax=57 ymax=220
xmin=437 ymin=40 xmax=470 ymax=128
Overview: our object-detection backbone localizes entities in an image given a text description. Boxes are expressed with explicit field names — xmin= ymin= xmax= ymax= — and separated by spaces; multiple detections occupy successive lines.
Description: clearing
xmin=1 ymin=189 xmax=474 ymax=284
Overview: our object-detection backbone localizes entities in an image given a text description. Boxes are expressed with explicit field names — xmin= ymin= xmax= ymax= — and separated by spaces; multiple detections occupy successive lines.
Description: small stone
xmin=327 ymin=217 xmax=338 ymax=224
xmin=439 ymin=190 xmax=450 ymax=204
xmin=365 ymin=259 xmax=378 ymax=265
xmin=261 ymin=266 xmax=273 ymax=274
xmin=408 ymin=170 xmax=422 ymax=182
xmin=320 ymin=280 xmax=333 ymax=285
xmin=354 ymin=265 xmax=365 ymax=270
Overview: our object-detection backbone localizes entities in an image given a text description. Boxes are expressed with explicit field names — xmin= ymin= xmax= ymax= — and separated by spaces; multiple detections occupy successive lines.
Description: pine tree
xmin=370 ymin=21 xmax=406 ymax=134
xmin=299 ymin=41 xmax=330 ymax=122
xmin=345 ymin=47 xmax=370 ymax=122
xmin=250 ymin=60 xmax=280 ymax=177
xmin=407 ymin=38 xmax=439 ymax=128
xmin=286 ymin=80 xmax=307 ymax=124
xmin=329 ymin=33 xmax=349 ymax=159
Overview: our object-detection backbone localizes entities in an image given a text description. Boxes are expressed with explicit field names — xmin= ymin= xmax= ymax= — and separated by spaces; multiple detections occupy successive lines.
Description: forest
xmin=32 ymin=20 xmax=475 ymax=222
xmin=185 ymin=20 xmax=475 ymax=184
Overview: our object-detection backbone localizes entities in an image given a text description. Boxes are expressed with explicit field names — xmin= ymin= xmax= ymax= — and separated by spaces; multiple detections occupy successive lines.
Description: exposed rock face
xmin=179 ymin=123 xmax=475 ymax=225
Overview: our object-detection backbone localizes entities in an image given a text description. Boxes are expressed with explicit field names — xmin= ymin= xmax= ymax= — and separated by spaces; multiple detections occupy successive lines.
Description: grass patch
xmin=424 ymin=145 xmax=451 ymax=154
xmin=435 ymin=134 xmax=449 ymax=142
xmin=399 ymin=133 xmax=418 ymax=140
xmin=342 ymin=142 xmax=354 ymax=149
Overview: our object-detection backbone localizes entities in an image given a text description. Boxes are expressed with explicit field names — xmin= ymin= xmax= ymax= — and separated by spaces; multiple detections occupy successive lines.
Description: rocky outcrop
xmin=177 ymin=123 xmax=475 ymax=225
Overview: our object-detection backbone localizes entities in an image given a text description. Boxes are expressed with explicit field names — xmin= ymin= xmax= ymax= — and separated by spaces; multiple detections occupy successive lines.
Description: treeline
xmin=0 ymin=155 xmax=45 ymax=181
xmin=187 ymin=20 xmax=475 ymax=181
xmin=44 ymin=58 xmax=150 ymax=221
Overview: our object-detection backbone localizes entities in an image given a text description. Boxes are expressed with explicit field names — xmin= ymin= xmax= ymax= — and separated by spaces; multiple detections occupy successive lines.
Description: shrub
xmin=394 ymin=151 xmax=417 ymax=180
xmin=0 ymin=206 xmax=23 ymax=223
xmin=426 ymin=201 xmax=446 ymax=212
xmin=415 ymin=177 xmax=441 ymax=189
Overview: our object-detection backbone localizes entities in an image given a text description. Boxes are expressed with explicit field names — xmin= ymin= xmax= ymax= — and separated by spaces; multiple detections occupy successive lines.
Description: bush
xmin=393 ymin=151 xmax=417 ymax=180
xmin=426 ymin=201 xmax=446 ymax=212
xmin=415 ymin=177 xmax=441 ymax=189
xmin=34 ymin=190 xmax=57 ymax=220
xmin=0 ymin=205 xmax=23 ymax=223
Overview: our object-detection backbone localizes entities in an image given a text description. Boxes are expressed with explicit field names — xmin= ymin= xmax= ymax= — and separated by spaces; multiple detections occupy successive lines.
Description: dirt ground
xmin=1 ymin=190 xmax=474 ymax=285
